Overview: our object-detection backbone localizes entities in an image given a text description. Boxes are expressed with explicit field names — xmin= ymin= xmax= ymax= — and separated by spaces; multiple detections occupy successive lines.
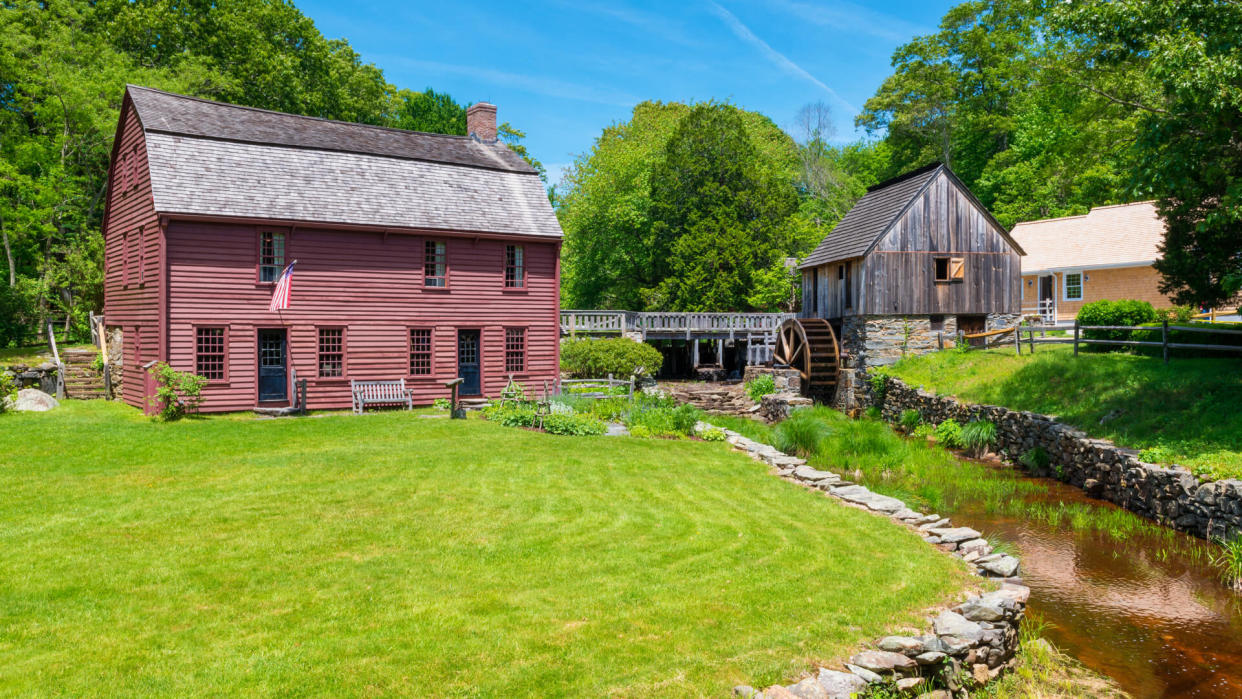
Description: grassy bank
xmin=883 ymin=346 xmax=1242 ymax=481
xmin=0 ymin=401 xmax=967 ymax=696
xmin=709 ymin=408 xmax=1217 ymax=552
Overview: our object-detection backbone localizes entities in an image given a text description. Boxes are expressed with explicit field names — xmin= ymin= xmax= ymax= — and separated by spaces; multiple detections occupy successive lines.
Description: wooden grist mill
xmin=772 ymin=317 xmax=840 ymax=400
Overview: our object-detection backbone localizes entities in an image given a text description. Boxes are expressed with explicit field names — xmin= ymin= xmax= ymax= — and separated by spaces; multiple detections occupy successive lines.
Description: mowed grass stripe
xmin=0 ymin=402 xmax=965 ymax=696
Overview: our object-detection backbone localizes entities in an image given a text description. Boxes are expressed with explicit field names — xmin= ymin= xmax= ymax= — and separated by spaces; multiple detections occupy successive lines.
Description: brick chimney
xmin=466 ymin=102 xmax=498 ymax=143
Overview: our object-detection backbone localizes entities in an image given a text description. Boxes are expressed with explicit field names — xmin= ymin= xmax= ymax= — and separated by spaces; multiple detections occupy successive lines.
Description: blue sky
xmin=297 ymin=0 xmax=956 ymax=185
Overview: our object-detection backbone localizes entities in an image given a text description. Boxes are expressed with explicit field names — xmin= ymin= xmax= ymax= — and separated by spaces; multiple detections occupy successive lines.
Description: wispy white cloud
xmin=705 ymin=1 xmax=857 ymax=114
xmin=381 ymin=57 xmax=638 ymax=107
xmin=764 ymin=0 xmax=932 ymax=44
xmin=553 ymin=0 xmax=702 ymax=47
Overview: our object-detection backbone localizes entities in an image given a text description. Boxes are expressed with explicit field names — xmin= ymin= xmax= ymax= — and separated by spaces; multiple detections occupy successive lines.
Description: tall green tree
xmin=0 ymin=0 xmax=539 ymax=345
xmin=1053 ymin=0 xmax=1242 ymax=306
xmin=557 ymin=101 xmax=810 ymax=311
xmin=646 ymin=103 xmax=799 ymax=311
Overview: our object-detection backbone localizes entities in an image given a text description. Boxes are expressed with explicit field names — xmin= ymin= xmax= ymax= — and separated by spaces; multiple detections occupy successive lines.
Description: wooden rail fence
xmin=957 ymin=320 xmax=1242 ymax=363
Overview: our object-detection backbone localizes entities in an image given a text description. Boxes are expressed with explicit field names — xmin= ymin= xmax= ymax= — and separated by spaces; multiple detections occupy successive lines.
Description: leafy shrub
xmin=863 ymin=405 xmax=882 ymax=420
xmin=432 ymin=397 xmax=451 ymax=411
xmin=932 ymin=419 xmax=964 ymax=449
xmin=1077 ymin=299 xmax=1158 ymax=347
xmin=0 ymin=372 xmax=15 ymax=413
xmin=148 ymin=362 xmax=207 ymax=421
xmin=773 ymin=408 xmax=832 ymax=457
xmin=912 ymin=423 xmax=935 ymax=439
xmin=1019 ymin=447 xmax=1050 ymax=471
xmin=698 ymin=426 xmax=727 ymax=442
xmin=1139 ymin=443 xmax=1177 ymax=465
xmin=624 ymin=402 xmax=701 ymax=437
xmin=542 ymin=412 xmax=607 ymax=436
xmin=481 ymin=404 xmax=538 ymax=427
xmin=0 ymin=282 xmax=36 ymax=349
xmin=560 ymin=338 xmax=663 ymax=378
xmin=960 ymin=420 xmax=997 ymax=458
xmin=744 ymin=374 xmax=777 ymax=402
xmin=867 ymin=371 xmax=889 ymax=404
xmin=898 ymin=409 xmax=922 ymax=432
xmin=1169 ymin=305 xmax=1199 ymax=323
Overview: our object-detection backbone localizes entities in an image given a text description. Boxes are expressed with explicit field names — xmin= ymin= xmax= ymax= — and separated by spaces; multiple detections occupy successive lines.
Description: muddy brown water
xmin=931 ymin=467 xmax=1242 ymax=698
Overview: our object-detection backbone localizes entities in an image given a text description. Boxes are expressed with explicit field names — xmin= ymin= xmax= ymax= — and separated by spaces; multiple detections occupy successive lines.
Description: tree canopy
xmin=0 ymin=0 xmax=538 ymax=346
xmin=858 ymin=0 xmax=1240 ymax=306
xmin=557 ymin=101 xmax=872 ymax=312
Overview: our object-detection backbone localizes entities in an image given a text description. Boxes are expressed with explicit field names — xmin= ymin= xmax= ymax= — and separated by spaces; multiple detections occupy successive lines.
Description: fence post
xmin=1162 ymin=319 xmax=1169 ymax=364
xmin=1014 ymin=325 xmax=1021 ymax=355
xmin=1073 ymin=321 xmax=1080 ymax=356
xmin=1027 ymin=327 xmax=1035 ymax=354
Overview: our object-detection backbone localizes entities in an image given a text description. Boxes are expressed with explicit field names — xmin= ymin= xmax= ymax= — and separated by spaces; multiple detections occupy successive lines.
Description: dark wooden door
xmin=258 ymin=329 xmax=287 ymax=402
xmin=458 ymin=329 xmax=480 ymax=396
xmin=957 ymin=315 xmax=987 ymax=347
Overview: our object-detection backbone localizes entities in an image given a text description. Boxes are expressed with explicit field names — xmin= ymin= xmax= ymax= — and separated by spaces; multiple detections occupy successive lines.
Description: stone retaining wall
xmin=871 ymin=376 xmax=1242 ymax=541
xmin=711 ymin=422 xmax=1028 ymax=698
xmin=3 ymin=364 xmax=59 ymax=395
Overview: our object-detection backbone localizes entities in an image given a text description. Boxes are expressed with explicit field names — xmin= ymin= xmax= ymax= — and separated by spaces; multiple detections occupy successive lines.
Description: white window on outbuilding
xmin=1063 ymin=272 xmax=1084 ymax=301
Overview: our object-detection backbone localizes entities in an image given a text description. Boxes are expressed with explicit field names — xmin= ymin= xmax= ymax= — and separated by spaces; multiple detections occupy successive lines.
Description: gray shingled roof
xmin=799 ymin=164 xmax=943 ymax=268
xmin=129 ymin=86 xmax=561 ymax=238
xmin=129 ymin=86 xmax=534 ymax=173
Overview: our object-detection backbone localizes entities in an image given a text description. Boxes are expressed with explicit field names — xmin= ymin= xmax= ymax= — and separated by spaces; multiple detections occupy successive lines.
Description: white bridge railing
xmin=560 ymin=310 xmax=792 ymax=336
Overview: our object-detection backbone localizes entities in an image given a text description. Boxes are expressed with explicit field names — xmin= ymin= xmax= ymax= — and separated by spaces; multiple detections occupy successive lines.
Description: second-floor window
xmin=318 ymin=328 xmax=344 ymax=377
xmin=505 ymin=245 xmax=525 ymax=288
xmin=425 ymin=241 xmax=447 ymax=287
xmin=259 ymin=231 xmax=286 ymax=283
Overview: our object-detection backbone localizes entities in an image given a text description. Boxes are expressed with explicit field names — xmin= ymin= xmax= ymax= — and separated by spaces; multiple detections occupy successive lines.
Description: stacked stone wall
xmin=871 ymin=376 xmax=1242 ymax=541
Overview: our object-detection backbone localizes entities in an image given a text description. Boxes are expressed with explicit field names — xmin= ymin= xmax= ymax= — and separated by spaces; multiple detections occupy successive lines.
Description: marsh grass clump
xmin=899 ymin=409 xmax=922 ymax=433
xmin=1210 ymin=535 xmax=1242 ymax=591
xmin=773 ymin=408 xmax=833 ymax=457
xmin=961 ymin=420 xmax=997 ymax=458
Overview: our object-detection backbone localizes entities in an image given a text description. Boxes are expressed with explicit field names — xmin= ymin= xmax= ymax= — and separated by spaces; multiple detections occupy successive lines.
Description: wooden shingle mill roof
xmin=799 ymin=164 xmax=944 ymax=268
xmin=127 ymin=85 xmax=561 ymax=238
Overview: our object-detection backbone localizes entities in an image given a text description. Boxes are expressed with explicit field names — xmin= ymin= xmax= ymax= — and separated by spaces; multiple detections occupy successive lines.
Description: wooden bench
xmin=350 ymin=379 xmax=414 ymax=414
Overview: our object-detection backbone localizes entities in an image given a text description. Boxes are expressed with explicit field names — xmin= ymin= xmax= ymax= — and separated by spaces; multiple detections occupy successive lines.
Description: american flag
xmin=269 ymin=260 xmax=296 ymax=311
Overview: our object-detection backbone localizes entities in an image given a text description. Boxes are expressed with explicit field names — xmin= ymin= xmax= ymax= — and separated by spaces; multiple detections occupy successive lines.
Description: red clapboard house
xmin=102 ymin=86 xmax=562 ymax=413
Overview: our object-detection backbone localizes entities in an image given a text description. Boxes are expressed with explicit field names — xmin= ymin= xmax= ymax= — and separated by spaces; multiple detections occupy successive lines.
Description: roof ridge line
xmin=143 ymin=128 xmax=542 ymax=177
xmin=126 ymin=84 xmax=474 ymax=142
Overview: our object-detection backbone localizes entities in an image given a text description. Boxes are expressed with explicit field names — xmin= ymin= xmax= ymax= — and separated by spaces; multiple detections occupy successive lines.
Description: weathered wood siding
xmin=165 ymin=222 xmax=559 ymax=412
xmin=101 ymin=95 xmax=162 ymax=410
xmin=800 ymin=259 xmax=862 ymax=319
xmin=862 ymin=172 xmax=1020 ymax=315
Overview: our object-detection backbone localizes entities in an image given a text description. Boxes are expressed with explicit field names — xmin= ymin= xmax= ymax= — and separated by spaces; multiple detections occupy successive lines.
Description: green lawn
xmin=0 ymin=402 xmax=966 ymax=697
xmin=884 ymin=346 xmax=1242 ymax=480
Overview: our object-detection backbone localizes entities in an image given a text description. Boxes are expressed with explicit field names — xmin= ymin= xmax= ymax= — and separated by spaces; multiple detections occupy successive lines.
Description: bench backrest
xmin=351 ymin=379 xmax=408 ymax=401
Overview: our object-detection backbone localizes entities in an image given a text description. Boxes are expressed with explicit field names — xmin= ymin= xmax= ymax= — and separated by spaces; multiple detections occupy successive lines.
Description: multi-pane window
xmin=505 ymin=327 xmax=526 ymax=373
xmin=505 ymin=245 xmax=525 ymax=288
xmin=137 ymin=227 xmax=145 ymax=285
xmin=318 ymin=328 xmax=344 ymax=377
xmin=1064 ymin=272 xmax=1083 ymax=301
xmin=195 ymin=327 xmax=225 ymax=380
xmin=409 ymin=329 xmax=432 ymax=375
xmin=259 ymin=231 xmax=286 ymax=282
xmin=122 ymin=230 xmax=130 ymax=286
xmin=424 ymin=241 xmax=447 ymax=287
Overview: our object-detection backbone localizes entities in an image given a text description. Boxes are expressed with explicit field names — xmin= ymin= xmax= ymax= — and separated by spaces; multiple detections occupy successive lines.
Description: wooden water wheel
xmin=772 ymin=318 xmax=840 ymax=398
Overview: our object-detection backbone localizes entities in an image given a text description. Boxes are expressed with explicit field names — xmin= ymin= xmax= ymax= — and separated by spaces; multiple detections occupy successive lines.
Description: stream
xmin=923 ymin=464 xmax=1242 ymax=698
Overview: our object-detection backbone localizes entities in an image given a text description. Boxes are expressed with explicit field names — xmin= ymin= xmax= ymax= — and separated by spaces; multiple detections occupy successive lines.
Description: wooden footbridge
xmin=560 ymin=310 xmax=794 ymax=366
